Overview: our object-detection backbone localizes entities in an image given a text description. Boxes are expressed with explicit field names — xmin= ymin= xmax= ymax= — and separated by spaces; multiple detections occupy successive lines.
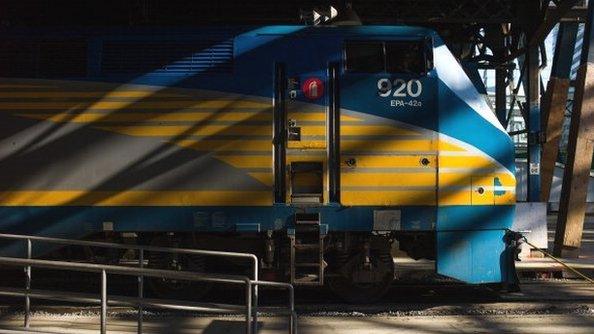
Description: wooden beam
xmin=540 ymin=77 xmax=570 ymax=202
xmin=553 ymin=2 xmax=594 ymax=258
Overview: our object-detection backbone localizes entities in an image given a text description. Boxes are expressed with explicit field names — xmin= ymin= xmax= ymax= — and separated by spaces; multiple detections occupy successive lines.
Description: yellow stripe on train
xmin=19 ymin=112 xmax=273 ymax=123
xmin=0 ymin=100 xmax=270 ymax=110
xmin=0 ymin=190 xmax=273 ymax=206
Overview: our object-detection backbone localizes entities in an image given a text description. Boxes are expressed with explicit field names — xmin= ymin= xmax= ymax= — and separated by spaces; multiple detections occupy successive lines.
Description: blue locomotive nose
xmin=432 ymin=34 xmax=516 ymax=284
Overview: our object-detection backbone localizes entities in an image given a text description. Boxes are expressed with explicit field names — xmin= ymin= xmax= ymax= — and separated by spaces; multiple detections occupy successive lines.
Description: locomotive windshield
xmin=344 ymin=40 xmax=431 ymax=74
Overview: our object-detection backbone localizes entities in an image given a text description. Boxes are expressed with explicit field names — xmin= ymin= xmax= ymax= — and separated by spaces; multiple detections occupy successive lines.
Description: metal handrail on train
xmin=0 ymin=233 xmax=296 ymax=334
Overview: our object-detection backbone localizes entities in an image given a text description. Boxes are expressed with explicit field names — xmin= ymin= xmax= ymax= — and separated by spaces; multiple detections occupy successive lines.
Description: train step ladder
xmin=290 ymin=213 xmax=324 ymax=285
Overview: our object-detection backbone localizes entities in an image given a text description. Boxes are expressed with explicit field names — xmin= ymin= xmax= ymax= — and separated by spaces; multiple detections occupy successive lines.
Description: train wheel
xmin=146 ymin=235 xmax=212 ymax=299
xmin=327 ymin=248 xmax=394 ymax=303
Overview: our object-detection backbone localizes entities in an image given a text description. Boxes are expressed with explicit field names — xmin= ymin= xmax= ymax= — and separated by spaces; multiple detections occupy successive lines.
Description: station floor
xmin=1 ymin=280 xmax=593 ymax=333
xmin=0 ymin=313 xmax=593 ymax=334
xmin=1 ymin=295 xmax=594 ymax=334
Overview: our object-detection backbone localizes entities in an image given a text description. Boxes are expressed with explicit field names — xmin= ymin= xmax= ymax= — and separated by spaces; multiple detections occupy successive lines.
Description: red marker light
xmin=302 ymin=77 xmax=324 ymax=100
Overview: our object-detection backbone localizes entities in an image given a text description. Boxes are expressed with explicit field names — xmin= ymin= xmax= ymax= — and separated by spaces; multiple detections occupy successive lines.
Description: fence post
xmin=245 ymin=280 xmax=252 ymax=334
xmin=252 ymin=256 xmax=258 ymax=334
xmin=101 ymin=269 xmax=107 ymax=334
xmin=138 ymin=249 xmax=144 ymax=334
xmin=24 ymin=238 xmax=31 ymax=328
xmin=288 ymin=285 xmax=295 ymax=334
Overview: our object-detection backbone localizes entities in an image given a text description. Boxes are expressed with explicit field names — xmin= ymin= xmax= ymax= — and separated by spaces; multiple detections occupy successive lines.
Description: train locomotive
xmin=0 ymin=25 xmax=517 ymax=302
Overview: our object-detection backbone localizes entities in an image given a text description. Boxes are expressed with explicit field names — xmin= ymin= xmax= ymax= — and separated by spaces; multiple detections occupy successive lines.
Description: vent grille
xmin=0 ymin=40 xmax=87 ymax=78
xmin=101 ymin=40 xmax=234 ymax=75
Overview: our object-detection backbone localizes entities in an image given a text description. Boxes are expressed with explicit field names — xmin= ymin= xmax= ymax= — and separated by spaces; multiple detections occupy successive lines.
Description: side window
xmin=344 ymin=39 xmax=433 ymax=75
xmin=344 ymin=41 xmax=384 ymax=73
xmin=385 ymin=41 xmax=426 ymax=74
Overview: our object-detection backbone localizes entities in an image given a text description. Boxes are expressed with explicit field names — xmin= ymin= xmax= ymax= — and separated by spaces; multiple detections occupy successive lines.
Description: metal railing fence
xmin=0 ymin=233 xmax=296 ymax=334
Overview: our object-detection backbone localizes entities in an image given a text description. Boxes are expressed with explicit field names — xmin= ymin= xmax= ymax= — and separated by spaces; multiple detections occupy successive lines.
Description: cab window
xmin=385 ymin=41 xmax=425 ymax=74
xmin=344 ymin=41 xmax=384 ymax=73
xmin=344 ymin=39 xmax=432 ymax=75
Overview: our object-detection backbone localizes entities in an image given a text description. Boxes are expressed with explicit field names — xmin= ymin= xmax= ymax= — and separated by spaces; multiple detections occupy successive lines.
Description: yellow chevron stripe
xmin=100 ymin=124 xmax=272 ymax=137
xmin=287 ymin=140 xmax=326 ymax=149
xmin=176 ymin=139 xmax=271 ymax=151
xmin=438 ymin=140 xmax=468 ymax=151
xmin=341 ymin=139 xmax=436 ymax=152
xmin=0 ymin=190 xmax=272 ymax=206
xmin=215 ymin=156 xmax=271 ymax=168
xmin=288 ymin=112 xmax=361 ymax=122
xmin=286 ymin=155 xmax=326 ymax=162
xmin=341 ymin=125 xmax=421 ymax=136
xmin=439 ymin=155 xmax=498 ymax=169
xmin=342 ymin=173 xmax=435 ymax=187
xmin=0 ymin=100 xmax=270 ymax=110
xmin=342 ymin=190 xmax=436 ymax=206
xmin=19 ymin=112 xmax=272 ymax=123
xmin=438 ymin=172 xmax=471 ymax=187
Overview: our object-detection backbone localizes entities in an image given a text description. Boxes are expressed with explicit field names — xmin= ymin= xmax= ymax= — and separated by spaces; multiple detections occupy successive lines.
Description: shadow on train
xmin=0 ymin=27 xmax=512 ymax=289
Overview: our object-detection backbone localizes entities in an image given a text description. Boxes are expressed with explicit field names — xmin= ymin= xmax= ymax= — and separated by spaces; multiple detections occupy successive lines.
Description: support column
xmin=526 ymin=45 xmax=542 ymax=202
xmin=554 ymin=2 xmax=594 ymax=258
xmin=495 ymin=67 xmax=508 ymax=125
xmin=541 ymin=22 xmax=578 ymax=202
xmin=495 ymin=25 xmax=509 ymax=125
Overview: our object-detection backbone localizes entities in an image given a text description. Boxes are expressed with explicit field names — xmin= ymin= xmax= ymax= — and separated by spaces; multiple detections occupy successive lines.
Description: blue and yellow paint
xmin=0 ymin=25 xmax=516 ymax=284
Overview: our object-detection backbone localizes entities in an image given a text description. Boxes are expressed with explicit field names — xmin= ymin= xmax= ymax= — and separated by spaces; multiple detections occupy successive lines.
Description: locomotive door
xmin=338 ymin=39 xmax=438 ymax=212
xmin=272 ymin=62 xmax=339 ymax=205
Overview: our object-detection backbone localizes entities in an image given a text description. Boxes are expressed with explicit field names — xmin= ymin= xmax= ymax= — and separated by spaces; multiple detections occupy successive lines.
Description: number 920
xmin=377 ymin=78 xmax=423 ymax=98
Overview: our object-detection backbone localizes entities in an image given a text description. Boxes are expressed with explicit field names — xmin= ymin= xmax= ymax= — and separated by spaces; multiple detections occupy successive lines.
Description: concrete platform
xmin=2 ymin=280 xmax=594 ymax=333
xmin=0 ymin=304 xmax=593 ymax=334
xmin=0 ymin=314 xmax=593 ymax=334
